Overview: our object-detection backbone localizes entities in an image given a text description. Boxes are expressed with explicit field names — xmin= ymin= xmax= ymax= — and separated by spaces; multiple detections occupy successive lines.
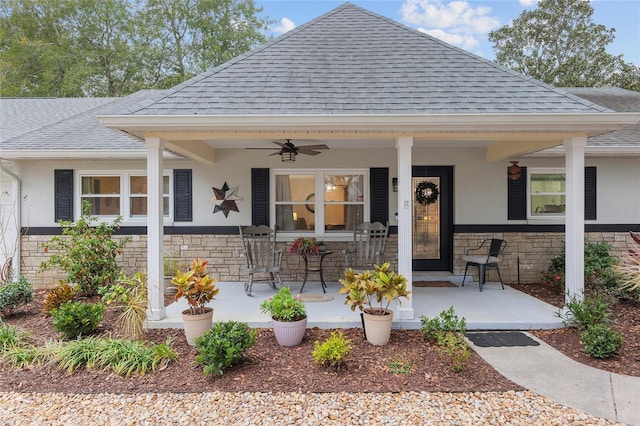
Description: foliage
xmin=615 ymin=232 xmax=640 ymax=299
xmin=387 ymin=355 xmax=413 ymax=375
xmin=420 ymin=307 xmax=470 ymax=372
xmin=488 ymin=0 xmax=638 ymax=92
xmin=0 ymin=322 xmax=23 ymax=351
xmin=53 ymin=336 xmax=176 ymax=376
xmin=51 ymin=301 xmax=105 ymax=340
xmin=420 ymin=306 xmax=467 ymax=341
xmin=0 ymin=323 xmax=50 ymax=368
xmin=194 ymin=321 xmax=257 ymax=376
xmin=100 ymin=272 xmax=148 ymax=339
xmin=42 ymin=281 xmax=79 ymax=315
xmin=580 ymin=324 xmax=624 ymax=359
xmin=436 ymin=331 xmax=470 ymax=373
xmin=339 ymin=263 xmax=410 ymax=315
xmin=540 ymin=269 xmax=564 ymax=294
xmin=312 ymin=330 xmax=352 ymax=369
xmin=172 ymin=258 xmax=219 ymax=315
xmin=163 ymin=255 xmax=186 ymax=277
xmin=260 ymin=287 xmax=306 ymax=322
xmin=39 ymin=200 xmax=130 ymax=297
xmin=0 ymin=276 xmax=33 ymax=316
xmin=0 ymin=0 xmax=272 ymax=96
xmin=289 ymin=236 xmax=320 ymax=255
xmin=558 ymin=293 xmax=613 ymax=331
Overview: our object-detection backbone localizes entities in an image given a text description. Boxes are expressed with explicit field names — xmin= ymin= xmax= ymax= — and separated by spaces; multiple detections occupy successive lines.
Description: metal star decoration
xmin=211 ymin=182 xmax=243 ymax=217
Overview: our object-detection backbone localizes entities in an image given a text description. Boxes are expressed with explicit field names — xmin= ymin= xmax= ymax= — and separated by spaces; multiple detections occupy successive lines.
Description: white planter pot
xmin=362 ymin=308 xmax=393 ymax=345
xmin=272 ymin=317 xmax=307 ymax=346
xmin=182 ymin=307 xmax=214 ymax=346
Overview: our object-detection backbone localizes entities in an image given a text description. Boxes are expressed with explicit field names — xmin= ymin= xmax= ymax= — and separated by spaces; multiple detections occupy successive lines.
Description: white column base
xmin=397 ymin=307 xmax=415 ymax=320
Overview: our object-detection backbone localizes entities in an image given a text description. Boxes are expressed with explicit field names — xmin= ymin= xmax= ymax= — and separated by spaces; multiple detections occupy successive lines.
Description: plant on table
xmin=173 ymin=258 xmax=219 ymax=315
xmin=289 ymin=236 xmax=320 ymax=256
xmin=260 ymin=287 xmax=306 ymax=321
xmin=339 ymin=262 xmax=410 ymax=316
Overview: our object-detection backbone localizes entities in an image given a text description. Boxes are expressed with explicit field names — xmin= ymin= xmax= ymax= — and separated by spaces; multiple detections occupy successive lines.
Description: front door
xmin=412 ymin=166 xmax=453 ymax=271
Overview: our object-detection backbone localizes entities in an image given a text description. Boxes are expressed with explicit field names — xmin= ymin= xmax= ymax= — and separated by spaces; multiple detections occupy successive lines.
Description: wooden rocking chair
xmin=344 ymin=221 xmax=389 ymax=273
xmin=238 ymin=225 xmax=283 ymax=295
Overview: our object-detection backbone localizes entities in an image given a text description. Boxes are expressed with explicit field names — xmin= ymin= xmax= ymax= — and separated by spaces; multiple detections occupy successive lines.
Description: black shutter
xmin=54 ymin=170 xmax=74 ymax=222
xmin=585 ymin=167 xmax=597 ymax=220
xmin=252 ymin=168 xmax=269 ymax=226
xmin=507 ymin=166 xmax=527 ymax=220
xmin=370 ymin=167 xmax=389 ymax=224
xmin=173 ymin=169 xmax=192 ymax=222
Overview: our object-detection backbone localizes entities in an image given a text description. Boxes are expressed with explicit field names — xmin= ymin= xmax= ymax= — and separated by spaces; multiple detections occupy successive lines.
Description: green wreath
xmin=415 ymin=181 xmax=439 ymax=205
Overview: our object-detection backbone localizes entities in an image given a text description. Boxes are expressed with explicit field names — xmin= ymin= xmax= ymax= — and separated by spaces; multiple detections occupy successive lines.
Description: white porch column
xmin=564 ymin=136 xmax=587 ymax=303
xmin=146 ymin=137 xmax=166 ymax=321
xmin=396 ymin=136 xmax=414 ymax=319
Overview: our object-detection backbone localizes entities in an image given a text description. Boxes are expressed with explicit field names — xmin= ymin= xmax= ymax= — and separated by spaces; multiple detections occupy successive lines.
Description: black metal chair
xmin=462 ymin=239 xmax=506 ymax=292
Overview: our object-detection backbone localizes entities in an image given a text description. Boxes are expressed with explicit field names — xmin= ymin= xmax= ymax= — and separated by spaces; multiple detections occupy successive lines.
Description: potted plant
xmin=339 ymin=262 xmax=410 ymax=345
xmin=260 ymin=287 xmax=307 ymax=346
xmin=163 ymin=254 xmax=184 ymax=295
xmin=289 ymin=236 xmax=320 ymax=256
xmin=172 ymin=258 xmax=219 ymax=345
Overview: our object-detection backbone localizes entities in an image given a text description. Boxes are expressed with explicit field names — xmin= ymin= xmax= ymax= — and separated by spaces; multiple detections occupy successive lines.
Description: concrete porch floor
xmin=149 ymin=274 xmax=564 ymax=330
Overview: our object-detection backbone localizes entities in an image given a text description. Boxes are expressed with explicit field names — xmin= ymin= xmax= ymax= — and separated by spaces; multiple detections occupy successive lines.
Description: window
xmin=528 ymin=168 xmax=565 ymax=217
xmin=78 ymin=172 xmax=171 ymax=220
xmin=272 ymin=169 xmax=367 ymax=234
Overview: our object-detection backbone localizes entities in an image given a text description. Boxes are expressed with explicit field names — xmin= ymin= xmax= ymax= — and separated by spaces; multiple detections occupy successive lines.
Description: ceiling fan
xmin=246 ymin=139 xmax=329 ymax=162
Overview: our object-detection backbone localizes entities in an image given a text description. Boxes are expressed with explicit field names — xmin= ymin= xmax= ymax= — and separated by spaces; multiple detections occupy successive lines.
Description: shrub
xmin=312 ymin=330 xmax=352 ymax=369
xmin=0 ymin=323 xmax=50 ymax=368
xmin=51 ymin=301 xmax=105 ymax=339
xmin=39 ymin=200 xmax=130 ymax=296
xmin=0 ymin=276 xmax=33 ymax=317
xmin=615 ymin=231 xmax=640 ymax=301
xmin=387 ymin=355 xmax=413 ymax=375
xmin=558 ymin=293 xmax=613 ymax=331
xmin=194 ymin=321 xmax=257 ymax=376
xmin=436 ymin=331 xmax=471 ymax=372
xmin=0 ymin=322 xmax=23 ymax=351
xmin=42 ymin=281 xmax=78 ymax=315
xmin=100 ymin=272 xmax=147 ymax=339
xmin=581 ymin=324 xmax=624 ymax=359
xmin=420 ymin=306 xmax=467 ymax=341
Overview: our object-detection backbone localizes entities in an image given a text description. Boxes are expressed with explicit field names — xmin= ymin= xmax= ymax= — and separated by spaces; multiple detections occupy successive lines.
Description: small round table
xmin=299 ymin=251 xmax=332 ymax=293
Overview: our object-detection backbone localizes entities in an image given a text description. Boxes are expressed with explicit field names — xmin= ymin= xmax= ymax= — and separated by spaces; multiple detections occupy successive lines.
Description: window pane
xmin=276 ymin=175 xmax=314 ymax=202
xmin=325 ymin=204 xmax=363 ymax=231
xmin=130 ymin=176 xmax=147 ymax=194
xmin=531 ymin=174 xmax=565 ymax=193
xmin=81 ymin=197 xmax=120 ymax=215
xmin=324 ymin=175 xmax=363 ymax=201
xmin=81 ymin=176 xmax=120 ymax=195
xmin=531 ymin=195 xmax=566 ymax=215
xmin=131 ymin=196 xmax=170 ymax=216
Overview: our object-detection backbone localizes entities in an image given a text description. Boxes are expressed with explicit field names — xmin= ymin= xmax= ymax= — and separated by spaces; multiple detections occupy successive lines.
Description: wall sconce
xmin=392 ymin=177 xmax=398 ymax=192
xmin=281 ymin=151 xmax=296 ymax=162
xmin=508 ymin=161 xmax=521 ymax=180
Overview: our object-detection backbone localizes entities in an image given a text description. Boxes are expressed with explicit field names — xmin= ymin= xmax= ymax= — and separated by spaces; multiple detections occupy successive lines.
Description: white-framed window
xmin=528 ymin=168 xmax=566 ymax=218
xmin=78 ymin=171 xmax=171 ymax=220
xmin=272 ymin=169 xmax=368 ymax=236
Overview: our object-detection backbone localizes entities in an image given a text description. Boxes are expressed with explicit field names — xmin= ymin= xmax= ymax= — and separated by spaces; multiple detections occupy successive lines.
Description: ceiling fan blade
xmin=245 ymin=147 xmax=280 ymax=150
xmin=297 ymin=149 xmax=322 ymax=156
xmin=297 ymin=144 xmax=329 ymax=150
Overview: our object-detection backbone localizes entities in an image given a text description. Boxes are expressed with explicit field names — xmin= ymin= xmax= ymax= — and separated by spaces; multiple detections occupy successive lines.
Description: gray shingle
xmin=130 ymin=3 xmax=610 ymax=116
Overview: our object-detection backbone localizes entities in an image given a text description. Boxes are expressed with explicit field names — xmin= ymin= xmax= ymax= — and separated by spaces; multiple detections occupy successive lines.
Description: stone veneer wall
xmin=21 ymin=231 xmax=633 ymax=289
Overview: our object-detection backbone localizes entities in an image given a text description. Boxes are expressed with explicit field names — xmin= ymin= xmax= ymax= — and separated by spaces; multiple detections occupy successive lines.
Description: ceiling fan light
xmin=281 ymin=151 xmax=296 ymax=162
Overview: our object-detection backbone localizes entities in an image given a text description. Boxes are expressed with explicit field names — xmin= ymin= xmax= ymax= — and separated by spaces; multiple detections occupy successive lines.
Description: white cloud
xmin=400 ymin=0 xmax=500 ymax=49
xmin=273 ymin=17 xmax=296 ymax=35
xmin=519 ymin=0 xmax=538 ymax=7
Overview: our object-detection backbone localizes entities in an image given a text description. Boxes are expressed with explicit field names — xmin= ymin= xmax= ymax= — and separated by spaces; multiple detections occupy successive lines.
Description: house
xmin=1 ymin=3 xmax=639 ymax=324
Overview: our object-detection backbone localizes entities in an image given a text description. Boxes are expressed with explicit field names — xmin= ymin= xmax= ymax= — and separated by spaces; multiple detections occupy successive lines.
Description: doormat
xmin=413 ymin=281 xmax=458 ymax=288
xmin=465 ymin=332 xmax=540 ymax=347
xmin=299 ymin=293 xmax=334 ymax=302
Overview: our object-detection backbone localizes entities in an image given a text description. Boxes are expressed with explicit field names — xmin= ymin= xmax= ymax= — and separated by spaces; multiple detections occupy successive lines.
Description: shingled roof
xmin=129 ymin=3 xmax=609 ymax=116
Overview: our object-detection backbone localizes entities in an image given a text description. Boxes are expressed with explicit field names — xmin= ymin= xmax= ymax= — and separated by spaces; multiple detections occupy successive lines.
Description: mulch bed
xmin=1 ymin=285 xmax=637 ymax=395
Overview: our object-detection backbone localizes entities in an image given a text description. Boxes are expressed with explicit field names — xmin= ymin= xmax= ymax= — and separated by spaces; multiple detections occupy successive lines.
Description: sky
xmin=256 ymin=0 xmax=640 ymax=66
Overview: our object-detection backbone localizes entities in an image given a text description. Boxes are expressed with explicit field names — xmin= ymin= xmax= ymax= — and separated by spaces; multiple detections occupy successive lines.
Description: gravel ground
xmin=0 ymin=391 xmax=621 ymax=425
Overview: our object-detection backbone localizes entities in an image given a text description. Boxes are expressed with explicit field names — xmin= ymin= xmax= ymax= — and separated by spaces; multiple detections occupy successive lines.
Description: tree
xmin=0 ymin=0 xmax=272 ymax=96
xmin=489 ymin=0 xmax=639 ymax=91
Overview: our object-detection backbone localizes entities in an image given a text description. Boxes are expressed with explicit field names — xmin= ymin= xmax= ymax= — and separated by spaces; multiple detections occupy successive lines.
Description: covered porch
xmin=148 ymin=275 xmax=563 ymax=331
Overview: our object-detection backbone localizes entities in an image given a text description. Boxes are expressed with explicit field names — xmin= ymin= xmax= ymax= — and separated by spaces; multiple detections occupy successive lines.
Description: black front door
xmin=412 ymin=166 xmax=453 ymax=271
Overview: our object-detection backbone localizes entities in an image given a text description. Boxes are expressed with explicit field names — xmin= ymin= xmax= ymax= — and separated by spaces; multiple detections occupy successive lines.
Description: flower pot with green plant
xmin=172 ymin=258 xmax=219 ymax=345
xmin=260 ymin=287 xmax=307 ymax=346
xmin=338 ymin=262 xmax=410 ymax=345
xmin=289 ymin=236 xmax=321 ymax=256
xmin=163 ymin=255 xmax=185 ymax=295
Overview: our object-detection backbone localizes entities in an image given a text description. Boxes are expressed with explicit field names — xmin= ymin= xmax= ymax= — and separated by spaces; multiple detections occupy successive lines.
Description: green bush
xmin=42 ymin=281 xmax=78 ymax=315
xmin=39 ymin=200 xmax=130 ymax=296
xmin=0 ymin=276 xmax=33 ymax=316
xmin=51 ymin=301 xmax=105 ymax=339
xmin=100 ymin=272 xmax=147 ymax=339
xmin=436 ymin=331 xmax=471 ymax=372
xmin=0 ymin=322 xmax=22 ymax=351
xmin=559 ymin=293 xmax=613 ymax=330
xmin=581 ymin=324 xmax=624 ymax=359
xmin=420 ymin=306 xmax=467 ymax=341
xmin=312 ymin=330 xmax=352 ymax=369
xmin=194 ymin=321 xmax=257 ymax=376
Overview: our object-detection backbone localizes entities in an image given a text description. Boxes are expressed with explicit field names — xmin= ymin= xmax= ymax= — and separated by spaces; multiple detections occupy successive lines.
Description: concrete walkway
xmin=468 ymin=332 xmax=640 ymax=426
